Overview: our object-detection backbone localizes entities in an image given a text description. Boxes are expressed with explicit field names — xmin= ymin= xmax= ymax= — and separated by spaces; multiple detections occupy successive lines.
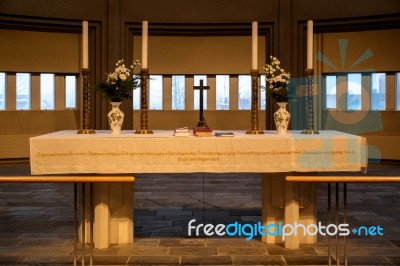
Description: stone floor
xmin=0 ymin=160 xmax=400 ymax=265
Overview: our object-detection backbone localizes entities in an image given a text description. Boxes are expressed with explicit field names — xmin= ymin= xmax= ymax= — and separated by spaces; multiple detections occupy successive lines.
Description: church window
xmin=216 ymin=75 xmax=229 ymax=110
xmin=65 ymin=75 xmax=77 ymax=109
xmin=325 ymin=75 xmax=337 ymax=109
xmin=371 ymin=73 xmax=386 ymax=110
xmin=133 ymin=82 xmax=140 ymax=110
xmin=347 ymin=73 xmax=362 ymax=110
xmin=238 ymin=75 xmax=251 ymax=110
xmin=149 ymin=75 xmax=163 ymax=110
xmin=260 ymin=74 xmax=267 ymax=110
xmin=172 ymin=75 xmax=185 ymax=110
xmin=40 ymin=73 xmax=55 ymax=110
xmin=16 ymin=73 xmax=31 ymax=110
xmin=396 ymin=73 xmax=400 ymax=110
xmin=194 ymin=75 xmax=207 ymax=110
xmin=0 ymin=72 xmax=5 ymax=110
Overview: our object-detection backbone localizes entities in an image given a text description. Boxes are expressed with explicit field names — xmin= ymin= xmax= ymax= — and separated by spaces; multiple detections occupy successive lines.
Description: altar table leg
xmin=109 ymin=183 xmax=134 ymax=245
xmin=261 ymin=173 xmax=317 ymax=249
xmin=81 ymin=182 xmax=134 ymax=249
xmin=262 ymin=174 xmax=284 ymax=244
xmin=93 ymin=183 xmax=110 ymax=249
xmin=284 ymin=181 xmax=300 ymax=249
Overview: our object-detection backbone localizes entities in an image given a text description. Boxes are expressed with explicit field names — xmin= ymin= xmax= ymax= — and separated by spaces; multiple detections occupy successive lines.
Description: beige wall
xmin=1 ymin=0 xmax=399 ymax=160
xmin=321 ymin=29 xmax=400 ymax=73
xmin=0 ymin=29 xmax=81 ymax=73
xmin=319 ymin=30 xmax=400 ymax=160
xmin=133 ymin=36 xmax=266 ymax=74
xmin=0 ymin=30 xmax=81 ymax=158
xmin=0 ymin=111 xmax=79 ymax=159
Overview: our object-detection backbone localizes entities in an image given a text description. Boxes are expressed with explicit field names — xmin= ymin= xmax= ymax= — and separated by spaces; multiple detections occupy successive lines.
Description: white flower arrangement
xmin=97 ymin=59 xmax=141 ymax=102
xmin=263 ymin=56 xmax=293 ymax=102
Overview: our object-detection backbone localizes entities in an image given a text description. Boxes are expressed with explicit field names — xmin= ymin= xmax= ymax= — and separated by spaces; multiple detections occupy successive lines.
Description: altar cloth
xmin=30 ymin=130 xmax=367 ymax=175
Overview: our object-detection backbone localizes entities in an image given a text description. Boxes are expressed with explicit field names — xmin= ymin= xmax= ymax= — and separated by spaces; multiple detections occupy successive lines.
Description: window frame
xmin=0 ymin=72 xmax=6 ymax=110
xmin=65 ymin=74 xmax=78 ymax=109
xmin=322 ymin=72 xmax=398 ymax=111
xmin=171 ymin=75 xmax=186 ymax=110
xmin=16 ymin=72 xmax=31 ymax=111
xmin=238 ymin=74 xmax=251 ymax=110
xmin=40 ymin=73 xmax=56 ymax=110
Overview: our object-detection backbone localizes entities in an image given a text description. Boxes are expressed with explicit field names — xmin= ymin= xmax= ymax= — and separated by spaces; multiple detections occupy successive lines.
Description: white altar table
xmin=30 ymin=130 xmax=367 ymax=249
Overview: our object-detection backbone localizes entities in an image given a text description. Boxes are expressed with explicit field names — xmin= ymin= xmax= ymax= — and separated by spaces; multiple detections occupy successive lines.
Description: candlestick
xmin=307 ymin=20 xmax=313 ymax=69
xmin=77 ymin=68 xmax=95 ymax=134
xmin=252 ymin=22 xmax=258 ymax=70
xmin=142 ymin=21 xmax=148 ymax=69
xmin=135 ymin=68 xmax=153 ymax=134
xmin=246 ymin=69 xmax=263 ymax=135
xmin=301 ymin=69 xmax=319 ymax=134
xmin=82 ymin=21 xmax=89 ymax=69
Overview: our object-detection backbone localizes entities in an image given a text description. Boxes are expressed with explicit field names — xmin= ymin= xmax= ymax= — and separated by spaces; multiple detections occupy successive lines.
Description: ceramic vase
xmin=107 ymin=102 xmax=124 ymax=134
xmin=273 ymin=102 xmax=290 ymax=135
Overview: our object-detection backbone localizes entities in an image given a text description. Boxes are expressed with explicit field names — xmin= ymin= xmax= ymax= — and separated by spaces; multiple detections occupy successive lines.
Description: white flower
xmin=105 ymin=59 xmax=140 ymax=85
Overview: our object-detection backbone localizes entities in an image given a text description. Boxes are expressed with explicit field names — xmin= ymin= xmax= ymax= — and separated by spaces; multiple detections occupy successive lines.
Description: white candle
xmin=307 ymin=20 xmax=313 ymax=69
xmin=82 ymin=21 xmax=89 ymax=69
xmin=252 ymin=21 xmax=258 ymax=70
xmin=142 ymin=21 xmax=148 ymax=69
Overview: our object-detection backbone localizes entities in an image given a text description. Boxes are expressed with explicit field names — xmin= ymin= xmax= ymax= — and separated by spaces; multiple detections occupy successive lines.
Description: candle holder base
xmin=300 ymin=129 xmax=320 ymax=135
xmin=135 ymin=129 xmax=153 ymax=134
xmin=77 ymin=129 xmax=96 ymax=134
xmin=245 ymin=129 xmax=264 ymax=135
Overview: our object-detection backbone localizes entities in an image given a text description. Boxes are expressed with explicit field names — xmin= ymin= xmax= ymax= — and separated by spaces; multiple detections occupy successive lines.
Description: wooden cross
xmin=193 ymin=79 xmax=210 ymax=128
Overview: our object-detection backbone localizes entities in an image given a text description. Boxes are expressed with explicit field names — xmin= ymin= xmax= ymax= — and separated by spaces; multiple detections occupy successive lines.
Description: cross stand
xmin=193 ymin=80 xmax=211 ymax=131
xmin=301 ymin=68 xmax=319 ymax=134
xmin=77 ymin=68 xmax=95 ymax=134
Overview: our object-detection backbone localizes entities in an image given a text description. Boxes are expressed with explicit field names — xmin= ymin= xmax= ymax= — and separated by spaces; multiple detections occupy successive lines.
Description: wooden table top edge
xmin=0 ymin=175 xmax=135 ymax=183
xmin=285 ymin=176 xmax=400 ymax=183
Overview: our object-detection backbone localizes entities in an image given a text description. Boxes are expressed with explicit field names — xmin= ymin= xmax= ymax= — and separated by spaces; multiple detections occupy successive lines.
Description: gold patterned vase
xmin=273 ymin=102 xmax=290 ymax=135
xmin=107 ymin=102 xmax=124 ymax=134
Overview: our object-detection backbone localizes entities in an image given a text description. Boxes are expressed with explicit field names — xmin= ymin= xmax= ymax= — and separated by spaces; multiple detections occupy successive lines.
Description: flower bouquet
xmin=263 ymin=56 xmax=292 ymax=102
xmin=96 ymin=59 xmax=141 ymax=102
xmin=263 ymin=56 xmax=293 ymax=134
xmin=96 ymin=59 xmax=140 ymax=134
